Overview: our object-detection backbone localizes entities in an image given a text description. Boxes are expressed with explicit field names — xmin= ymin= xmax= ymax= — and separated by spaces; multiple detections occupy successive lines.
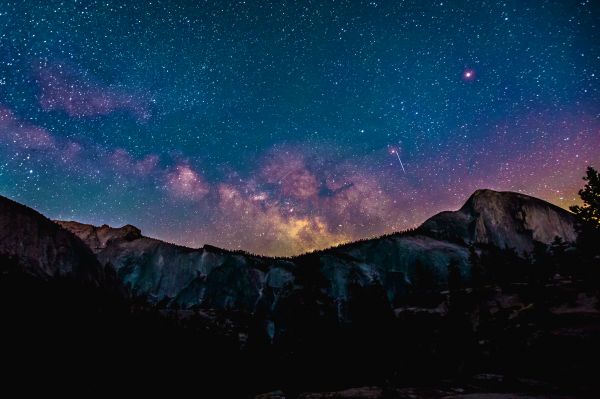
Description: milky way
xmin=0 ymin=1 xmax=599 ymax=256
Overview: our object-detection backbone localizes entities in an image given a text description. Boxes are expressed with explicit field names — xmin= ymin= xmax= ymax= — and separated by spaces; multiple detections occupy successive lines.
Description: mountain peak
xmin=465 ymin=188 xmax=551 ymax=206
xmin=419 ymin=189 xmax=576 ymax=252
xmin=0 ymin=195 xmax=102 ymax=281
xmin=470 ymin=188 xmax=497 ymax=196
xmin=56 ymin=221 xmax=142 ymax=253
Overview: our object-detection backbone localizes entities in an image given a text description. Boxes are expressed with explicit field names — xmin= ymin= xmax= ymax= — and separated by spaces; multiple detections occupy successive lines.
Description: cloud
xmin=216 ymin=183 xmax=349 ymax=256
xmin=0 ymin=108 xmax=415 ymax=255
xmin=110 ymin=148 xmax=159 ymax=176
xmin=322 ymin=167 xmax=397 ymax=233
xmin=165 ymin=163 xmax=210 ymax=201
xmin=9 ymin=92 xmax=597 ymax=258
xmin=60 ymin=142 xmax=84 ymax=162
xmin=0 ymin=105 xmax=56 ymax=150
xmin=260 ymin=150 xmax=319 ymax=200
xmin=204 ymin=145 xmax=406 ymax=255
xmin=0 ymin=103 xmax=161 ymax=181
xmin=35 ymin=63 xmax=151 ymax=121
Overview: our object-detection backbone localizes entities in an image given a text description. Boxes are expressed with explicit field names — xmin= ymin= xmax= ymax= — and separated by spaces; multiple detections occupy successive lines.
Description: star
xmin=462 ymin=68 xmax=476 ymax=82
xmin=0 ymin=1 xmax=596 ymax=256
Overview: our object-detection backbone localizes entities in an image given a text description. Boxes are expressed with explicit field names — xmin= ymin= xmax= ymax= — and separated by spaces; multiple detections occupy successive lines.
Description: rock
xmin=394 ymin=302 xmax=448 ymax=317
xmin=298 ymin=386 xmax=383 ymax=399
xmin=255 ymin=391 xmax=286 ymax=399
xmin=419 ymin=189 xmax=576 ymax=253
xmin=550 ymin=292 xmax=600 ymax=316
xmin=55 ymin=220 xmax=141 ymax=253
xmin=0 ymin=195 xmax=102 ymax=282
xmin=55 ymin=219 xmax=297 ymax=309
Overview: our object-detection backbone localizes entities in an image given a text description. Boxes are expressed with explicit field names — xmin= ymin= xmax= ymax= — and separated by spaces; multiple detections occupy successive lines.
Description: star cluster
xmin=0 ymin=1 xmax=599 ymax=256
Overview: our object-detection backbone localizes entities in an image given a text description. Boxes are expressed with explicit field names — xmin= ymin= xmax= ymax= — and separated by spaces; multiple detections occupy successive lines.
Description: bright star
xmin=462 ymin=68 xmax=476 ymax=81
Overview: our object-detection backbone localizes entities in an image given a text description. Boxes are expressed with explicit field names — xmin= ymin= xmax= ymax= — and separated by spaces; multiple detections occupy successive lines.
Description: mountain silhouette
xmin=49 ymin=189 xmax=576 ymax=315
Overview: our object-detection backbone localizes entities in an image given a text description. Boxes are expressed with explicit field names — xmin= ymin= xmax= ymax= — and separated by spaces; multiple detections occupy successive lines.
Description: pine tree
xmin=570 ymin=166 xmax=600 ymax=228
xmin=550 ymin=236 xmax=568 ymax=256
xmin=570 ymin=167 xmax=600 ymax=257
xmin=570 ymin=167 xmax=600 ymax=286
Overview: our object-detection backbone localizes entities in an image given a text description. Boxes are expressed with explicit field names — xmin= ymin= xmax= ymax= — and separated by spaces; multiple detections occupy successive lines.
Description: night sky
xmin=1 ymin=1 xmax=599 ymax=256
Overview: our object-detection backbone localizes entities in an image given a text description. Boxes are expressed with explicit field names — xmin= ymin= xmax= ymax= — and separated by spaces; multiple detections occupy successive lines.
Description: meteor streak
xmin=389 ymin=146 xmax=406 ymax=174
xmin=394 ymin=151 xmax=406 ymax=174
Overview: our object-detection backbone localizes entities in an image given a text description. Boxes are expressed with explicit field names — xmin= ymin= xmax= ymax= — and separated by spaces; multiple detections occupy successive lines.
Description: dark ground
xmin=1 ymin=253 xmax=599 ymax=398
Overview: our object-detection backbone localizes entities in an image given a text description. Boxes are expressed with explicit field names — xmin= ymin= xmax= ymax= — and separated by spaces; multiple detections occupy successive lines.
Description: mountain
xmin=54 ymin=189 xmax=576 ymax=317
xmin=56 ymin=220 xmax=296 ymax=309
xmin=0 ymin=200 xmax=247 ymax=396
xmin=418 ymin=189 xmax=577 ymax=253
xmin=55 ymin=220 xmax=471 ymax=315
xmin=0 ymin=190 xmax=590 ymax=396
xmin=0 ymin=195 xmax=102 ymax=282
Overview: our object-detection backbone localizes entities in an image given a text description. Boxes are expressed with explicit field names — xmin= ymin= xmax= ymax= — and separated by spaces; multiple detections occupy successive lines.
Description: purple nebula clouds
xmin=5 ymin=90 xmax=598 ymax=257
xmin=109 ymin=148 xmax=160 ymax=177
xmin=165 ymin=163 xmax=210 ymax=201
xmin=35 ymin=63 xmax=151 ymax=121
xmin=0 ymin=106 xmax=56 ymax=150
xmin=2 ymin=62 xmax=599 ymax=256
xmin=203 ymin=145 xmax=407 ymax=255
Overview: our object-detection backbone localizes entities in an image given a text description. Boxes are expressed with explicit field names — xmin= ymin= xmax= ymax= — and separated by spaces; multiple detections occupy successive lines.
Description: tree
xmin=447 ymin=258 xmax=465 ymax=316
xmin=550 ymin=236 xmax=568 ymax=257
xmin=570 ymin=167 xmax=600 ymax=287
xmin=570 ymin=166 xmax=600 ymax=228
xmin=570 ymin=167 xmax=600 ymax=257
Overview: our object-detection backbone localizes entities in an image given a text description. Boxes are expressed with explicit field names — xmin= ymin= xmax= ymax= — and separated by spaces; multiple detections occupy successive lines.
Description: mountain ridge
xmin=0 ymin=188 xmax=578 ymax=314
xmin=47 ymin=188 xmax=577 ymax=315
xmin=58 ymin=188 xmax=577 ymax=259
xmin=2 ymin=189 xmax=591 ymax=397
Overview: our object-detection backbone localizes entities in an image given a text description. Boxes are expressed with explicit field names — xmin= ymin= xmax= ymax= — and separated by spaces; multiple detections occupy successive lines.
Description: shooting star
xmin=389 ymin=146 xmax=406 ymax=174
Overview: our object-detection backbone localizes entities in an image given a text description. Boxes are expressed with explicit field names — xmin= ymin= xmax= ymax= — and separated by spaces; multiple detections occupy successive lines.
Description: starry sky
xmin=1 ymin=0 xmax=599 ymax=256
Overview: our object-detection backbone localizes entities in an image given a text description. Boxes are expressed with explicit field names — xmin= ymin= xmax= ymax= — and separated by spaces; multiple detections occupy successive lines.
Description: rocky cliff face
xmin=55 ymin=221 xmax=142 ymax=253
xmin=58 ymin=220 xmax=296 ymax=310
xmin=0 ymin=196 xmax=102 ymax=282
xmin=55 ymin=221 xmax=470 ymax=315
xmin=53 ymin=189 xmax=576 ymax=317
xmin=419 ymin=189 xmax=577 ymax=253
